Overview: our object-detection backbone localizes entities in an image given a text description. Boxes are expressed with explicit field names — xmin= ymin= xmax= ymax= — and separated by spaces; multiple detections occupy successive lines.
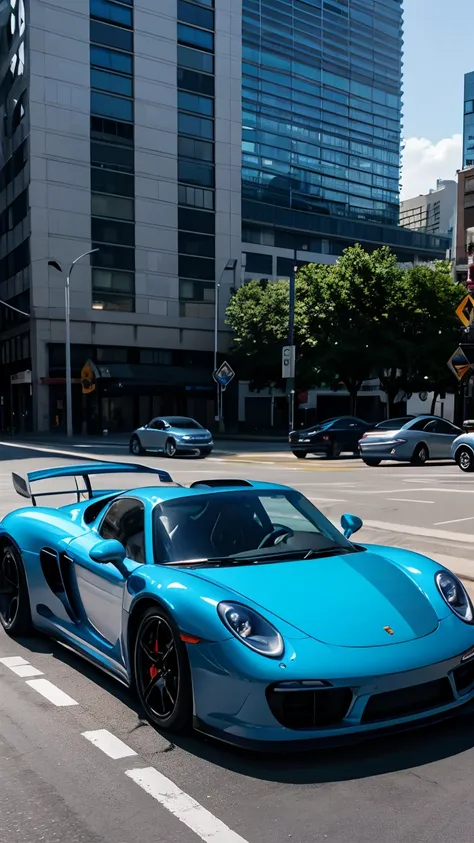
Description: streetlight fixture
xmin=214 ymin=259 xmax=237 ymax=424
xmin=48 ymin=248 xmax=99 ymax=437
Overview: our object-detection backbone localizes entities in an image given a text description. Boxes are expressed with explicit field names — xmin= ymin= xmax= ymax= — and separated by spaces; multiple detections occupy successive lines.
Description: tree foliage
xmin=226 ymin=244 xmax=461 ymax=412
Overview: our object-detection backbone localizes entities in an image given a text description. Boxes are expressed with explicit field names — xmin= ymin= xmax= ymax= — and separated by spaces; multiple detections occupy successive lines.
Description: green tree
xmin=226 ymin=246 xmax=462 ymax=416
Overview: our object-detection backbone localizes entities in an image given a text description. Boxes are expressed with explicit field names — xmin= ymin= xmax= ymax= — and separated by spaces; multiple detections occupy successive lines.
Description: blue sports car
xmin=1 ymin=461 xmax=474 ymax=749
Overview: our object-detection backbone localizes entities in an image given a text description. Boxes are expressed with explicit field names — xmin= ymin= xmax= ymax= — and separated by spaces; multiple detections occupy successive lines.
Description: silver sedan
xmin=129 ymin=416 xmax=214 ymax=458
xmin=359 ymin=416 xmax=462 ymax=466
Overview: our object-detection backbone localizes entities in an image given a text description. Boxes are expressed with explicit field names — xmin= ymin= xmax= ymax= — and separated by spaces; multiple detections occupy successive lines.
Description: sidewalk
xmin=0 ymin=431 xmax=288 ymax=445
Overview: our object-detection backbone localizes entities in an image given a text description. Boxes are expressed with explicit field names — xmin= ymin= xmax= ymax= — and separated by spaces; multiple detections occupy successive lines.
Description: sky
xmin=401 ymin=0 xmax=472 ymax=198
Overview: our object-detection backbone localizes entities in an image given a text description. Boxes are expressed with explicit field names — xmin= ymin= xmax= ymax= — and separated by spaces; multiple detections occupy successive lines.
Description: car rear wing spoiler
xmin=12 ymin=461 xmax=174 ymax=506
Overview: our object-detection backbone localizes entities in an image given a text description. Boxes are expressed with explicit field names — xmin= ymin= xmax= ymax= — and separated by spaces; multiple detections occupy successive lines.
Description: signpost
xmin=212 ymin=361 xmax=235 ymax=428
xmin=282 ymin=345 xmax=295 ymax=379
xmin=455 ymin=294 xmax=474 ymax=328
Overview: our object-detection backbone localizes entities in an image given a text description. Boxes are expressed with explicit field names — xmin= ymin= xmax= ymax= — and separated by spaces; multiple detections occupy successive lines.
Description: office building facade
xmin=400 ymin=179 xmax=456 ymax=249
xmin=0 ymin=0 xmax=449 ymax=433
xmin=464 ymin=71 xmax=474 ymax=168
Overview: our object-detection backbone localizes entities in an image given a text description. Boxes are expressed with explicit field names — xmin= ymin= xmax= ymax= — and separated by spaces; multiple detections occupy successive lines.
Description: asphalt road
xmin=3 ymin=439 xmax=474 ymax=843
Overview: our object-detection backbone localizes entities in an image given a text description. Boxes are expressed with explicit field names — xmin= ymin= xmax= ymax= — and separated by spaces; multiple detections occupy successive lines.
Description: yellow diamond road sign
xmin=456 ymin=294 xmax=474 ymax=327
xmin=447 ymin=347 xmax=472 ymax=382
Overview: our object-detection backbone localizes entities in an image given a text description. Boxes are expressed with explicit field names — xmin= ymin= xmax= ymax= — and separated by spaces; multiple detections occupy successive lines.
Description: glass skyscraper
xmin=241 ymin=0 xmax=446 ymax=271
xmin=464 ymin=71 xmax=474 ymax=167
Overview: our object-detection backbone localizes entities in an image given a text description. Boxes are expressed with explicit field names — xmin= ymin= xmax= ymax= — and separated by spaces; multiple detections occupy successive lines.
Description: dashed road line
xmin=434 ymin=515 xmax=474 ymax=526
xmin=25 ymin=678 xmax=78 ymax=706
xmin=363 ymin=519 xmax=474 ymax=544
xmin=82 ymin=729 xmax=137 ymax=760
xmin=0 ymin=656 xmax=43 ymax=677
xmin=388 ymin=498 xmax=434 ymax=504
xmin=126 ymin=767 xmax=250 ymax=843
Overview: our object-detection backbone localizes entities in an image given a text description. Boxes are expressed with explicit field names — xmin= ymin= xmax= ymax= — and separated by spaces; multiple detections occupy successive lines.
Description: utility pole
xmin=286 ymin=246 xmax=297 ymax=432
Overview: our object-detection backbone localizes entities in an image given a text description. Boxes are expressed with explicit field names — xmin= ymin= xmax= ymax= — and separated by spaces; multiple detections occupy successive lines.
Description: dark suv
xmin=289 ymin=416 xmax=371 ymax=459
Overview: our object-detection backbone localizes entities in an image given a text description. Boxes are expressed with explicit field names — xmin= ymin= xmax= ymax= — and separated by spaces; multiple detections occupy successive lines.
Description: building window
xmin=179 ymin=255 xmax=215 ymax=280
xmin=178 ymin=91 xmax=214 ymax=117
xmin=178 ymin=45 xmax=214 ymax=74
xmin=178 ymin=113 xmax=214 ymax=139
xmin=90 ymin=45 xmax=133 ymax=74
xmin=177 ymin=1 xmax=214 ymax=30
xmin=245 ymin=253 xmax=273 ymax=275
xmin=91 ymin=167 xmax=134 ymax=196
xmin=91 ymin=68 xmax=133 ymax=97
xmin=91 ymin=91 xmax=133 ymax=122
xmin=91 ymin=217 xmax=134 ymax=246
xmin=92 ymin=268 xmax=135 ymax=312
xmin=178 ymin=159 xmax=215 ymax=188
xmin=179 ymin=279 xmax=215 ymax=301
xmin=178 ymin=23 xmax=213 ymax=51
xmin=90 ymin=0 xmax=133 ymax=28
xmin=178 ymin=136 xmax=214 ymax=162
xmin=178 ymin=184 xmax=214 ymax=209
xmin=178 ymin=231 xmax=215 ymax=257
xmin=90 ymin=20 xmax=133 ymax=51
xmin=92 ymin=243 xmax=135 ymax=271
xmin=91 ymin=140 xmax=134 ymax=172
xmin=91 ymin=193 xmax=134 ymax=220
xmin=178 ymin=207 xmax=215 ymax=234
xmin=177 ymin=67 xmax=214 ymax=96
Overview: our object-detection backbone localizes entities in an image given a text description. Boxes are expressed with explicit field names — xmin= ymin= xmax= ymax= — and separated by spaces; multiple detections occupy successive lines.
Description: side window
xmin=99 ymin=498 xmax=146 ymax=564
xmin=436 ymin=420 xmax=459 ymax=435
xmin=410 ymin=419 xmax=432 ymax=431
xmin=149 ymin=419 xmax=164 ymax=430
xmin=330 ymin=419 xmax=347 ymax=430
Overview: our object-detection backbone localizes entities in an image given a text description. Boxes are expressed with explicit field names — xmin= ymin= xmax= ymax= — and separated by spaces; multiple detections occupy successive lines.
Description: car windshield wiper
xmin=167 ymin=546 xmax=361 ymax=568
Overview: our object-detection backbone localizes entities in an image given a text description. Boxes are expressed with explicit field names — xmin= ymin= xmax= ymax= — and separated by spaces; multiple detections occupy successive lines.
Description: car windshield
xmin=153 ymin=490 xmax=355 ymax=566
xmin=164 ymin=418 xmax=202 ymax=430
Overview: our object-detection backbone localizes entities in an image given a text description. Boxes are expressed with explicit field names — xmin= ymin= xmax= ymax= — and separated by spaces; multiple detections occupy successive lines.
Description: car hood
xmin=196 ymin=550 xmax=439 ymax=647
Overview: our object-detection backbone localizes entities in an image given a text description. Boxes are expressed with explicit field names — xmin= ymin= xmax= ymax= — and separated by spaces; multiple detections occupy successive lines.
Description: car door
xmin=347 ymin=420 xmax=368 ymax=451
xmin=421 ymin=420 xmax=445 ymax=459
xmin=141 ymin=418 xmax=166 ymax=451
xmin=430 ymin=419 xmax=462 ymax=459
xmin=68 ymin=498 xmax=146 ymax=648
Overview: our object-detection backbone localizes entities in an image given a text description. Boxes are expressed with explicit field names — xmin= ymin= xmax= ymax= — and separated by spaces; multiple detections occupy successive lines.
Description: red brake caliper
xmin=149 ymin=639 xmax=159 ymax=680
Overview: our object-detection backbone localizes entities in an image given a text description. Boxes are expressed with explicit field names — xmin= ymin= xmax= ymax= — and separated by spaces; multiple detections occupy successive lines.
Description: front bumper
xmin=187 ymin=615 xmax=474 ymax=748
xmin=176 ymin=440 xmax=214 ymax=453
xmin=290 ymin=440 xmax=329 ymax=454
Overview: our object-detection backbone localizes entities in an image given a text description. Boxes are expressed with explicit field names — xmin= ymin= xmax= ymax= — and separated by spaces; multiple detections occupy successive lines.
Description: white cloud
xmin=401 ymin=135 xmax=463 ymax=200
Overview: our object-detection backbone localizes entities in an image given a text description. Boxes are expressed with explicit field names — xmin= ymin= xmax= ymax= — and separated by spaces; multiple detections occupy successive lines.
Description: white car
xmin=129 ymin=416 xmax=214 ymax=458
xmin=451 ymin=431 xmax=474 ymax=472
xmin=359 ymin=416 xmax=461 ymax=466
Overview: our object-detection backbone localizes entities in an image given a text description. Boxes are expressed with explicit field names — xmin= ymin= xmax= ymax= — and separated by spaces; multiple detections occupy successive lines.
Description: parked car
xmin=359 ymin=416 xmax=462 ymax=466
xmin=289 ymin=416 xmax=372 ymax=459
xmin=3 ymin=461 xmax=474 ymax=748
xmin=130 ymin=416 xmax=214 ymax=458
xmin=451 ymin=429 xmax=474 ymax=472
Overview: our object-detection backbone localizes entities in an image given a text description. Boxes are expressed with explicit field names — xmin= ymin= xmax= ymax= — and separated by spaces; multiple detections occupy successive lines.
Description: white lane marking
xmin=8 ymin=664 xmax=44 ymax=677
xmin=25 ymin=679 xmax=78 ymax=706
xmin=387 ymin=498 xmax=434 ymax=504
xmin=0 ymin=656 xmax=29 ymax=667
xmin=82 ymin=729 xmax=137 ymax=760
xmin=363 ymin=520 xmax=474 ymax=544
xmin=434 ymin=515 xmax=474 ymax=526
xmin=125 ymin=767 xmax=249 ymax=843
xmin=309 ymin=497 xmax=346 ymax=503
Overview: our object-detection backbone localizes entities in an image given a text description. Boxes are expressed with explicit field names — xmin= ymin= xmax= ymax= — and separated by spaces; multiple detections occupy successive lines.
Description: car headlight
xmin=217 ymin=602 xmax=284 ymax=658
xmin=436 ymin=571 xmax=474 ymax=623
xmin=182 ymin=435 xmax=190 ymax=440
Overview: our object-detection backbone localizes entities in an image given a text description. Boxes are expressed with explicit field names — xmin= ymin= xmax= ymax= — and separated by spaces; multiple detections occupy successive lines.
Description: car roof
xmin=124 ymin=481 xmax=293 ymax=505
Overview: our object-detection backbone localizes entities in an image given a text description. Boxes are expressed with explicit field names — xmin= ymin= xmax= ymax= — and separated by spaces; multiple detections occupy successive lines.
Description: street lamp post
xmin=48 ymin=249 xmax=99 ymax=437
xmin=214 ymin=259 xmax=237 ymax=426
xmin=287 ymin=247 xmax=297 ymax=432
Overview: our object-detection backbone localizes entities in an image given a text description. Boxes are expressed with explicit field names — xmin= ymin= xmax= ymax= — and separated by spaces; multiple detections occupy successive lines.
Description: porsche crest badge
xmin=383 ymin=626 xmax=394 ymax=636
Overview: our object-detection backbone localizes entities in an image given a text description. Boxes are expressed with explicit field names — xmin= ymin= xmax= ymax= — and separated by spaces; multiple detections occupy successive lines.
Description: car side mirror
xmin=341 ymin=513 xmax=363 ymax=540
xmin=89 ymin=539 xmax=129 ymax=577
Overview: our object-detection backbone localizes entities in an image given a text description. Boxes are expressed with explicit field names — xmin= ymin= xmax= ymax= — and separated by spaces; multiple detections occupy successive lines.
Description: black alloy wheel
xmin=0 ymin=543 xmax=32 ymax=636
xmin=134 ymin=607 xmax=191 ymax=732
xmin=411 ymin=443 xmax=429 ymax=466
xmin=363 ymin=459 xmax=381 ymax=467
xmin=292 ymin=451 xmax=307 ymax=459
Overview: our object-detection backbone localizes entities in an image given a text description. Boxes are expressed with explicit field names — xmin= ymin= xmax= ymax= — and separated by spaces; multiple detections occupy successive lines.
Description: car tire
xmin=456 ymin=447 xmax=474 ymax=472
xmin=363 ymin=459 xmax=381 ymax=467
xmin=0 ymin=542 xmax=33 ymax=637
xmin=133 ymin=605 xmax=192 ymax=733
xmin=165 ymin=438 xmax=177 ymax=458
xmin=130 ymin=435 xmax=145 ymax=456
xmin=292 ymin=451 xmax=307 ymax=459
xmin=411 ymin=442 xmax=429 ymax=466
